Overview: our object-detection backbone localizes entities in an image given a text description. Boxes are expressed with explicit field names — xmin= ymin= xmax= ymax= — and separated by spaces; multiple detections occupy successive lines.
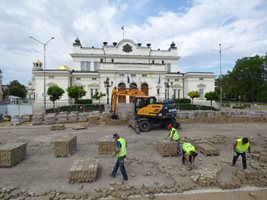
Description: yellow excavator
xmin=111 ymin=87 xmax=180 ymax=133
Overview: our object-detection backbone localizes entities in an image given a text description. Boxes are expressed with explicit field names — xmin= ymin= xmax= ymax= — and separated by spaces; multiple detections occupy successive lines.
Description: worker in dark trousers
xmin=111 ymin=134 xmax=128 ymax=181
xmin=182 ymin=142 xmax=198 ymax=165
xmin=167 ymin=124 xmax=181 ymax=156
xmin=232 ymin=137 xmax=251 ymax=169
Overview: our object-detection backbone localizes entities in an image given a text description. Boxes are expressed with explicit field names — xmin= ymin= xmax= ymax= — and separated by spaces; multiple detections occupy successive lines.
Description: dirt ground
xmin=0 ymin=122 xmax=267 ymax=199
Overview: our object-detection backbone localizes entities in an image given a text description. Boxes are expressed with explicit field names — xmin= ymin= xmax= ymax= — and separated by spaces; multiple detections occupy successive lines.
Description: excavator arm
xmin=111 ymin=87 xmax=146 ymax=115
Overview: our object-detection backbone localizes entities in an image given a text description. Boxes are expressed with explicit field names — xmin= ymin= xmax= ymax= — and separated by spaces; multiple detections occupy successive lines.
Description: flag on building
xmin=121 ymin=25 xmax=124 ymax=30
xmin=158 ymin=75 xmax=161 ymax=84
xmin=127 ymin=75 xmax=130 ymax=83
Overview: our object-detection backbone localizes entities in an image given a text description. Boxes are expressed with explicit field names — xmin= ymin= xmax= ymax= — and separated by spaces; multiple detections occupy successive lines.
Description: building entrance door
xmin=141 ymin=83 xmax=149 ymax=96
xmin=118 ymin=83 xmax=126 ymax=103
xmin=129 ymin=83 xmax=138 ymax=103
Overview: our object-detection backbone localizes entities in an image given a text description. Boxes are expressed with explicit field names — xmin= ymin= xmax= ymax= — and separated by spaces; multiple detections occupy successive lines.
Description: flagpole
xmin=121 ymin=25 xmax=124 ymax=39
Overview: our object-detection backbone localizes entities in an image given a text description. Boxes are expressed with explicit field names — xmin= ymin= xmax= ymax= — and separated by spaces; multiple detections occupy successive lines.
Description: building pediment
xmin=87 ymin=83 xmax=99 ymax=87
xmin=172 ymin=84 xmax=182 ymax=88
xmin=197 ymin=83 xmax=206 ymax=88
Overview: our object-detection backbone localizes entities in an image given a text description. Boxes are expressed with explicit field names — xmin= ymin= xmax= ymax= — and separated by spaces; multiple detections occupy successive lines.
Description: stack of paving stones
xmin=32 ymin=115 xmax=43 ymax=125
xmin=54 ymin=135 xmax=77 ymax=157
xmin=98 ymin=136 xmax=116 ymax=155
xmin=68 ymin=111 xmax=78 ymax=123
xmin=50 ymin=124 xmax=65 ymax=130
xmin=78 ymin=112 xmax=89 ymax=122
xmin=68 ymin=159 xmax=98 ymax=183
xmin=10 ymin=115 xmax=23 ymax=126
xmin=44 ymin=114 xmax=56 ymax=125
xmin=156 ymin=140 xmax=177 ymax=157
xmin=0 ymin=142 xmax=27 ymax=167
xmin=57 ymin=112 xmax=68 ymax=123
xmin=190 ymin=163 xmax=222 ymax=187
xmin=207 ymin=135 xmax=230 ymax=144
xmin=22 ymin=114 xmax=32 ymax=122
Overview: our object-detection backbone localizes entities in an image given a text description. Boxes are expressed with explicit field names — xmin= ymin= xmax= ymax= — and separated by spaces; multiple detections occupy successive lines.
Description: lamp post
xmin=164 ymin=82 xmax=170 ymax=99
xmin=211 ymin=44 xmax=233 ymax=109
xmin=104 ymin=77 xmax=113 ymax=104
xmin=29 ymin=36 xmax=54 ymax=112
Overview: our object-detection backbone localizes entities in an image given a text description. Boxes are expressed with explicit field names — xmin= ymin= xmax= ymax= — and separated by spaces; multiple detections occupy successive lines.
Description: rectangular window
xmin=178 ymin=89 xmax=180 ymax=99
xmin=90 ymin=89 xmax=94 ymax=98
xmin=81 ymin=61 xmax=90 ymax=71
xmin=162 ymin=60 xmax=165 ymax=64
xmin=92 ymin=78 xmax=97 ymax=80
xmin=119 ymin=74 xmax=124 ymax=77
xmin=175 ymin=79 xmax=179 ymax=81
xmin=95 ymin=89 xmax=98 ymax=94
xmin=76 ymin=77 xmax=81 ymax=80
xmin=199 ymin=89 xmax=204 ymax=99
xmin=142 ymin=74 xmax=147 ymax=77
xmin=174 ymin=89 xmax=176 ymax=98
xmin=166 ymin=64 xmax=171 ymax=72
xmin=152 ymin=60 xmax=155 ymax=64
xmin=48 ymin=76 xmax=54 ymax=79
xmin=94 ymin=62 xmax=99 ymax=71
xmin=111 ymin=59 xmax=114 ymax=63
xmin=199 ymin=77 xmax=204 ymax=80
xmin=131 ymin=74 xmax=136 ymax=77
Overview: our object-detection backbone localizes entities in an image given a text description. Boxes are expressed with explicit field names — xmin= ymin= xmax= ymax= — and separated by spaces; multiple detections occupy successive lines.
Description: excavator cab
xmin=133 ymin=96 xmax=157 ymax=115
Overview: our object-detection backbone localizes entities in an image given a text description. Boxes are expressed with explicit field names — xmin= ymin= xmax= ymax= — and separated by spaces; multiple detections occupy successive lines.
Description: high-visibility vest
xmin=117 ymin=138 xmax=127 ymax=157
xmin=182 ymin=143 xmax=195 ymax=155
xmin=235 ymin=138 xmax=249 ymax=153
xmin=169 ymin=128 xmax=180 ymax=141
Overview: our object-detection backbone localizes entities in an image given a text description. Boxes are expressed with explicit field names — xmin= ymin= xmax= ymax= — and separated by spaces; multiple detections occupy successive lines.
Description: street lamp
xmin=104 ymin=77 xmax=113 ymax=104
xmin=29 ymin=36 xmax=54 ymax=112
xmin=211 ymin=44 xmax=233 ymax=109
xmin=164 ymin=82 xmax=170 ymax=99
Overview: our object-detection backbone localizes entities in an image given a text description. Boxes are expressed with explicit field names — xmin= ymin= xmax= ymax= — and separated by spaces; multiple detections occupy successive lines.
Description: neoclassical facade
xmin=30 ymin=38 xmax=215 ymax=108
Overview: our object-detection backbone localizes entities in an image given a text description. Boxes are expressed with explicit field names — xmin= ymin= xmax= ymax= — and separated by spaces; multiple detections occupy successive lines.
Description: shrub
xmin=77 ymin=99 xmax=93 ymax=104
xmin=176 ymin=103 xmax=218 ymax=111
xmin=46 ymin=104 xmax=104 ymax=113
xmin=173 ymin=98 xmax=191 ymax=104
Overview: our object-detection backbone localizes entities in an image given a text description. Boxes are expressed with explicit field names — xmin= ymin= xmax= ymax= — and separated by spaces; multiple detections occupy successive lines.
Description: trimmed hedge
xmin=46 ymin=104 xmax=104 ymax=113
xmin=77 ymin=99 xmax=93 ymax=104
xmin=173 ymin=98 xmax=191 ymax=104
xmin=176 ymin=103 xmax=218 ymax=111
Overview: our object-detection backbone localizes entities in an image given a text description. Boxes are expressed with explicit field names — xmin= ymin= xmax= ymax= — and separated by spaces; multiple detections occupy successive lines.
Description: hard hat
xmin=167 ymin=124 xmax=173 ymax=129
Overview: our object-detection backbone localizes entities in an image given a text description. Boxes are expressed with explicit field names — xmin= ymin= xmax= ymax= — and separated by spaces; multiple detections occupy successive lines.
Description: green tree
xmin=219 ymin=54 xmax=267 ymax=103
xmin=92 ymin=91 xmax=106 ymax=112
xmin=187 ymin=90 xmax=200 ymax=104
xmin=47 ymin=85 xmax=65 ymax=111
xmin=205 ymin=91 xmax=219 ymax=107
xmin=66 ymin=86 xmax=86 ymax=105
xmin=6 ymin=80 xmax=27 ymax=98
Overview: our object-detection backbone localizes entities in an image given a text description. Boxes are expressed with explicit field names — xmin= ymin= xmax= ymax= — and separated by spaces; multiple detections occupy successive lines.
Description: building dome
xmin=58 ymin=65 xmax=71 ymax=70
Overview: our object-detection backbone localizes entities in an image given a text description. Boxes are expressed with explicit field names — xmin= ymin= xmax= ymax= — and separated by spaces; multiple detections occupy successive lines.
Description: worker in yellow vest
xmin=182 ymin=142 xmax=198 ymax=165
xmin=232 ymin=137 xmax=251 ymax=169
xmin=111 ymin=134 xmax=128 ymax=181
xmin=167 ymin=124 xmax=181 ymax=156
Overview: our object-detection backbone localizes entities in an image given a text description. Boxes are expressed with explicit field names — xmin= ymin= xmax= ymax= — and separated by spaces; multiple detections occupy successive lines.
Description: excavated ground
xmin=0 ymin=122 xmax=267 ymax=199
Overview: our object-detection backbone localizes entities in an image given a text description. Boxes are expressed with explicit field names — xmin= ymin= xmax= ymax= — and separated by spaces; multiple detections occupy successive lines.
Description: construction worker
xmin=182 ymin=142 xmax=198 ymax=165
xmin=111 ymin=134 xmax=128 ymax=181
xmin=232 ymin=137 xmax=251 ymax=169
xmin=167 ymin=124 xmax=181 ymax=156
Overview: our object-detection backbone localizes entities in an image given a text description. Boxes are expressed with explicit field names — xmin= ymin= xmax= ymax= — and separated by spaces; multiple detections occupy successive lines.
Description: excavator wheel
xmin=138 ymin=120 xmax=151 ymax=132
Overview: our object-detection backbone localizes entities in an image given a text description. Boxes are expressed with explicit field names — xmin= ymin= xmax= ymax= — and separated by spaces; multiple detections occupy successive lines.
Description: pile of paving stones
xmin=44 ymin=113 xmax=56 ymax=125
xmin=32 ymin=115 xmax=43 ymax=125
xmin=57 ymin=112 xmax=68 ymax=123
xmin=0 ymin=142 xmax=27 ymax=167
xmin=10 ymin=115 xmax=23 ymax=126
xmin=69 ymin=159 xmax=98 ymax=183
xmin=190 ymin=163 xmax=222 ymax=187
xmin=98 ymin=136 xmax=116 ymax=155
xmin=156 ymin=140 xmax=178 ymax=157
xmin=207 ymin=135 xmax=230 ymax=144
xmin=54 ymin=135 xmax=77 ymax=157
xmin=50 ymin=124 xmax=65 ymax=130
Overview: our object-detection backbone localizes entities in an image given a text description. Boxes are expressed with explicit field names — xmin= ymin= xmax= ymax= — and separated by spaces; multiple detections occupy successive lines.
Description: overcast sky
xmin=0 ymin=0 xmax=267 ymax=85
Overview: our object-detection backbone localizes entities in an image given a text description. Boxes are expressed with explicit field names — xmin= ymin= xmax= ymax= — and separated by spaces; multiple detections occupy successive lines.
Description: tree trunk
xmin=99 ymin=99 xmax=101 ymax=113
xmin=53 ymin=101 xmax=56 ymax=113
xmin=210 ymin=100 xmax=212 ymax=109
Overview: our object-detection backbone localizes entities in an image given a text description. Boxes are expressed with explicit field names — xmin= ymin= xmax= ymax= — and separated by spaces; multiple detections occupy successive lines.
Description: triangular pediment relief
xmin=74 ymin=83 xmax=84 ymax=87
xmin=87 ymin=83 xmax=99 ymax=87
xmin=197 ymin=83 xmax=206 ymax=88
xmin=172 ymin=84 xmax=182 ymax=88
